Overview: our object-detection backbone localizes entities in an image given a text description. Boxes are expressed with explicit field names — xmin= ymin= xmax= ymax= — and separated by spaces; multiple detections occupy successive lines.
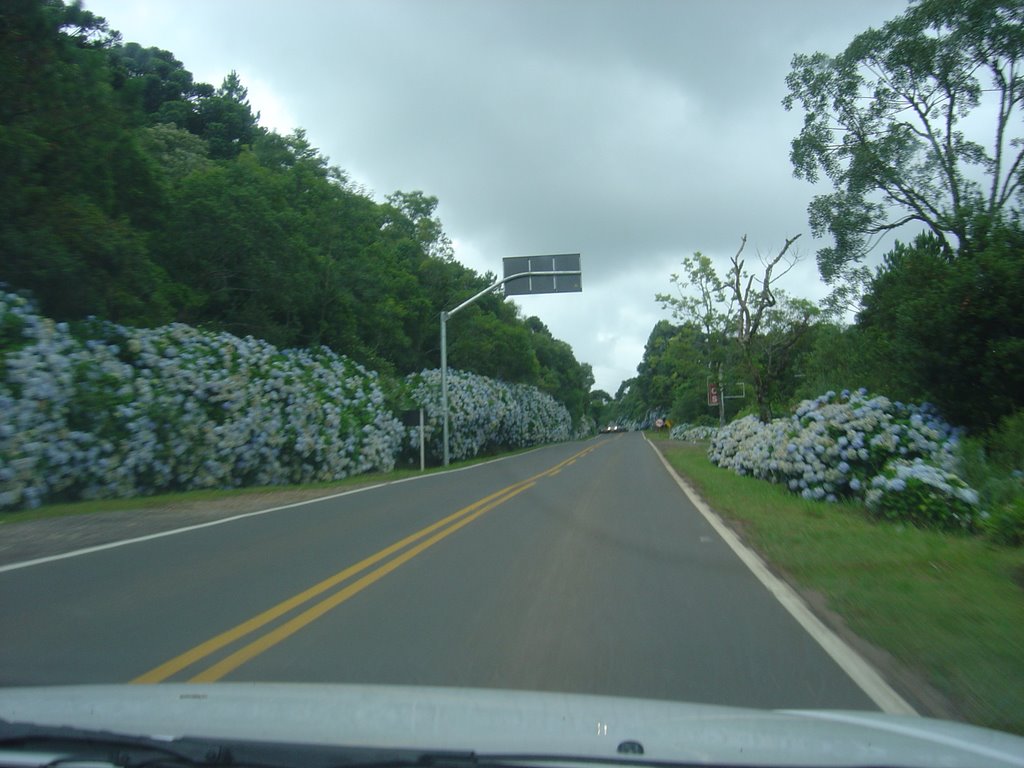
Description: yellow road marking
xmin=131 ymin=481 xmax=530 ymax=683
xmin=133 ymin=442 xmax=601 ymax=683
xmin=189 ymin=482 xmax=535 ymax=682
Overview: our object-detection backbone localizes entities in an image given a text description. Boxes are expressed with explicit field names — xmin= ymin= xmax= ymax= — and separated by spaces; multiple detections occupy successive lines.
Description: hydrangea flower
xmin=669 ymin=424 xmax=719 ymax=442
xmin=0 ymin=292 xmax=404 ymax=509
xmin=706 ymin=388 xmax=979 ymax=524
xmin=403 ymin=368 xmax=572 ymax=463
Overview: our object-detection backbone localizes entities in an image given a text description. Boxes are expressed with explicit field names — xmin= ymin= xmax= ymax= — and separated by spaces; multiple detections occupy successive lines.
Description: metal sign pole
xmin=440 ymin=310 xmax=450 ymax=467
xmin=419 ymin=407 xmax=425 ymax=472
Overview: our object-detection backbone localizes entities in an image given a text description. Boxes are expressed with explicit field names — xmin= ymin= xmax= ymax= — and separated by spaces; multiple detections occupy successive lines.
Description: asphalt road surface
xmin=2 ymin=433 xmax=881 ymax=710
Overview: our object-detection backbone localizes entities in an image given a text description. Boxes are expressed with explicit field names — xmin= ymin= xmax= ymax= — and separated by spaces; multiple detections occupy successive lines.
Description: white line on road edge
xmin=0 ymin=440 xmax=570 ymax=575
xmin=646 ymin=437 xmax=918 ymax=717
xmin=0 ymin=484 xmax=390 ymax=575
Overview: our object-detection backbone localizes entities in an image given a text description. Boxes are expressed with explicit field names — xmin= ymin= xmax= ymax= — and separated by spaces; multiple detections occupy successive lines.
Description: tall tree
xmin=727 ymin=235 xmax=818 ymax=422
xmin=0 ymin=0 xmax=171 ymax=324
xmin=657 ymin=251 xmax=739 ymax=424
xmin=783 ymin=0 xmax=1024 ymax=307
xmin=858 ymin=224 xmax=1024 ymax=431
xmin=191 ymin=70 xmax=259 ymax=160
xmin=384 ymin=191 xmax=454 ymax=262
xmin=659 ymin=236 xmax=817 ymax=423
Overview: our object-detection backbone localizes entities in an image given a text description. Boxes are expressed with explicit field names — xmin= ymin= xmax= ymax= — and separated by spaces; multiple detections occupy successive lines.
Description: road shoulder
xmin=647 ymin=436 xmax=962 ymax=722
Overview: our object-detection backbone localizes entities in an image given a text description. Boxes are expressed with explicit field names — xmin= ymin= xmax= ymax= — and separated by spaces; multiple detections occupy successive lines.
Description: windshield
xmin=2 ymin=1 xmax=1023 ymax=767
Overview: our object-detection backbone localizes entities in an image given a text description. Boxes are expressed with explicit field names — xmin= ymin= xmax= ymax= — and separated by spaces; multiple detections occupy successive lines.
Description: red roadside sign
xmin=708 ymin=382 xmax=720 ymax=406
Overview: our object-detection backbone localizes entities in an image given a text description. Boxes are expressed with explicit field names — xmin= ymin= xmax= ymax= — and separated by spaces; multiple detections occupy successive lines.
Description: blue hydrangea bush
xmin=405 ymin=368 xmax=572 ymax=462
xmin=708 ymin=389 xmax=981 ymax=531
xmin=0 ymin=292 xmax=404 ymax=510
xmin=866 ymin=458 xmax=979 ymax=531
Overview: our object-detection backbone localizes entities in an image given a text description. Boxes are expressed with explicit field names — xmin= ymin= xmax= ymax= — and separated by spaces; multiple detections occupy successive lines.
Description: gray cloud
xmin=88 ymin=0 xmax=909 ymax=393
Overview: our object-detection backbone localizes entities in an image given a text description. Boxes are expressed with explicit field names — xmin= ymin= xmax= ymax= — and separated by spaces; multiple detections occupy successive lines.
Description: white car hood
xmin=0 ymin=684 xmax=1022 ymax=768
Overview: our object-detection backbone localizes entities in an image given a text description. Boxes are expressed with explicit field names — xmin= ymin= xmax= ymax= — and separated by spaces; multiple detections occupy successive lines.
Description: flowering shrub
xmin=574 ymin=416 xmax=597 ymax=441
xmin=866 ymin=458 xmax=979 ymax=531
xmin=670 ymin=424 xmax=718 ymax=442
xmin=0 ymin=292 xmax=404 ymax=510
xmin=404 ymin=368 xmax=572 ymax=462
xmin=708 ymin=389 xmax=981 ymax=529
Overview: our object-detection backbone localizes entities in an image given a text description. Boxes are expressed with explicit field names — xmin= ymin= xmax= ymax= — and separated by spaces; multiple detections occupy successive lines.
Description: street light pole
xmin=438 ymin=265 xmax=581 ymax=466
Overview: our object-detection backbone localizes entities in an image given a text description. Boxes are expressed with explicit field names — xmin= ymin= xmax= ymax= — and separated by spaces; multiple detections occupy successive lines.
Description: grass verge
xmin=659 ymin=441 xmax=1024 ymax=735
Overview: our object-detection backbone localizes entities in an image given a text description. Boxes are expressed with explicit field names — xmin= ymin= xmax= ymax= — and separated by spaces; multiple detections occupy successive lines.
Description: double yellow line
xmin=133 ymin=442 xmax=603 ymax=683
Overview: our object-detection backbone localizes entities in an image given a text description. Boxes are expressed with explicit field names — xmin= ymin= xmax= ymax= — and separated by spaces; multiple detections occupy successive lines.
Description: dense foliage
xmin=622 ymin=0 xmax=1022 ymax=451
xmin=709 ymin=389 xmax=980 ymax=532
xmin=0 ymin=292 xmax=574 ymax=510
xmin=858 ymin=226 xmax=1024 ymax=432
xmin=0 ymin=0 xmax=594 ymax=428
xmin=404 ymin=369 xmax=572 ymax=463
xmin=783 ymin=0 xmax=1023 ymax=306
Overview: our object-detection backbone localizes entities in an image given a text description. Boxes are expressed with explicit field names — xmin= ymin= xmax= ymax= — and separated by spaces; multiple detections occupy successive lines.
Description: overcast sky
xmin=84 ymin=0 xmax=910 ymax=395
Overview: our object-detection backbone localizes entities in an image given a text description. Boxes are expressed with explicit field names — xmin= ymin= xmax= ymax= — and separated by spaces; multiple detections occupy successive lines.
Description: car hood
xmin=0 ymin=684 xmax=1021 ymax=768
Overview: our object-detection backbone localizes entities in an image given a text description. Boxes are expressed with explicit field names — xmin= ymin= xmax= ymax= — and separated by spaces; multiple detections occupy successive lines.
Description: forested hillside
xmin=0 ymin=0 xmax=594 ymax=423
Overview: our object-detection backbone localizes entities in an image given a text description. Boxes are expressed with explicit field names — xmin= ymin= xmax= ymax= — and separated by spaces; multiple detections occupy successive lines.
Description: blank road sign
xmin=503 ymin=253 xmax=582 ymax=296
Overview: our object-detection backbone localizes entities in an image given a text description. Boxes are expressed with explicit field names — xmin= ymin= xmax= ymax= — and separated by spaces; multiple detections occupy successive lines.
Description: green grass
xmin=659 ymin=442 xmax=1024 ymax=735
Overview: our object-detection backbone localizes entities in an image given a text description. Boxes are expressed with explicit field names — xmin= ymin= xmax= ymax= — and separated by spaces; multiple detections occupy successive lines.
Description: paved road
xmin=1 ymin=433 xmax=879 ymax=710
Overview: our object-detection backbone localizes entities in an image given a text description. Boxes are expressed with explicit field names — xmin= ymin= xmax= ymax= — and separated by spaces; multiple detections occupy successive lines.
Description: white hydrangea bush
xmin=574 ymin=416 xmax=597 ymax=440
xmin=670 ymin=424 xmax=718 ymax=442
xmin=404 ymin=369 xmax=572 ymax=462
xmin=708 ymin=389 xmax=981 ymax=530
xmin=0 ymin=292 xmax=404 ymax=510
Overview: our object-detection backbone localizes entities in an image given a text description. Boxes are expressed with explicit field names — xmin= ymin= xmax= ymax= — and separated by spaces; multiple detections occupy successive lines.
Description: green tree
xmin=524 ymin=316 xmax=593 ymax=426
xmin=190 ymin=71 xmax=260 ymax=160
xmin=447 ymin=309 xmax=540 ymax=384
xmin=588 ymin=389 xmax=613 ymax=428
xmin=659 ymin=236 xmax=817 ymax=422
xmin=783 ymin=0 xmax=1024 ymax=305
xmin=0 ymin=0 xmax=172 ymax=324
xmin=858 ymin=225 xmax=1024 ymax=431
xmin=633 ymin=320 xmax=683 ymax=415
xmin=108 ymin=42 xmax=207 ymax=122
xmin=611 ymin=377 xmax=645 ymax=425
xmin=656 ymin=251 xmax=739 ymax=424
xmin=384 ymin=191 xmax=454 ymax=262
xmin=154 ymin=151 xmax=313 ymax=345
xmin=137 ymin=122 xmax=211 ymax=183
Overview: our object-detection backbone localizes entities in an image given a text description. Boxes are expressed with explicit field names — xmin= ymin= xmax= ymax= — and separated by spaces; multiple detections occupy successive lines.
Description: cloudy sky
xmin=85 ymin=0 xmax=910 ymax=395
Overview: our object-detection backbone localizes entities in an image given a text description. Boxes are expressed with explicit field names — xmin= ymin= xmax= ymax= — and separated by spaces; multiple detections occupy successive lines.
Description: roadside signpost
xmin=440 ymin=254 xmax=582 ymax=466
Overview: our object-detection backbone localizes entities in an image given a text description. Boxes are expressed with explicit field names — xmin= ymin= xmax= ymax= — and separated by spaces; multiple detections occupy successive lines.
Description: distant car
xmin=600 ymin=425 xmax=625 ymax=434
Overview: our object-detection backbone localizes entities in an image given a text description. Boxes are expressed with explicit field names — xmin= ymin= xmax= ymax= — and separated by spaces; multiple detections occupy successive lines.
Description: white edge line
xmin=0 ymin=483 xmax=388 ymax=574
xmin=0 ymin=441 xmax=564 ymax=575
xmin=645 ymin=436 xmax=918 ymax=717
